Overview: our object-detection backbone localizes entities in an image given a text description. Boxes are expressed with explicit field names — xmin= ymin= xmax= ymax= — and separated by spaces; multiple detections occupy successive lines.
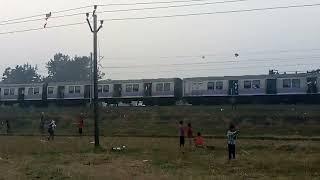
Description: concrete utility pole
xmin=86 ymin=5 xmax=103 ymax=147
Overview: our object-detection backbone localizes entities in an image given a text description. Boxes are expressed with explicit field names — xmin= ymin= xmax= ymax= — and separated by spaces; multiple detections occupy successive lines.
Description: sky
xmin=0 ymin=0 xmax=320 ymax=80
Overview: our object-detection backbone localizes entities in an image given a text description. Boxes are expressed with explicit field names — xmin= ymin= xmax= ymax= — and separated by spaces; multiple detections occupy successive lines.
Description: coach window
xmin=4 ymin=89 xmax=9 ymax=96
xmin=252 ymin=80 xmax=261 ymax=89
xmin=292 ymin=79 xmax=301 ymax=88
xmin=126 ymin=84 xmax=133 ymax=92
xmin=98 ymin=85 xmax=103 ymax=93
xmin=216 ymin=81 xmax=223 ymax=90
xmin=133 ymin=84 xmax=139 ymax=92
xmin=164 ymin=83 xmax=171 ymax=91
xmin=207 ymin=82 xmax=214 ymax=90
xmin=283 ymin=79 xmax=291 ymax=88
xmin=156 ymin=83 xmax=163 ymax=92
xmin=75 ymin=86 xmax=81 ymax=94
xmin=103 ymin=85 xmax=109 ymax=93
xmin=69 ymin=86 xmax=75 ymax=94
xmin=34 ymin=87 xmax=40 ymax=95
xmin=9 ymin=88 xmax=15 ymax=95
xmin=28 ymin=88 xmax=33 ymax=95
xmin=48 ymin=87 xmax=54 ymax=94
xmin=244 ymin=80 xmax=252 ymax=89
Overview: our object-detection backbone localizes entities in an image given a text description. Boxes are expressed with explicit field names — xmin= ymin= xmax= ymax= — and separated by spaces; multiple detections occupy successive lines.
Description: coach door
xmin=144 ymin=83 xmax=152 ymax=97
xmin=307 ymin=77 xmax=317 ymax=94
xmin=84 ymin=85 xmax=91 ymax=99
xmin=57 ymin=86 xmax=65 ymax=99
xmin=18 ymin=88 xmax=25 ymax=101
xmin=228 ymin=80 xmax=239 ymax=95
xmin=266 ymin=79 xmax=277 ymax=94
xmin=113 ymin=84 xmax=122 ymax=97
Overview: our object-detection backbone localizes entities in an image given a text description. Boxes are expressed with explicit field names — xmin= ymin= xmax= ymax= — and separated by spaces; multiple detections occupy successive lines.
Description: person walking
xmin=39 ymin=112 xmax=45 ymax=135
xmin=227 ymin=124 xmax=239 ymax=160
xmin=78 ymin=113 xmax=85 ymax=136
xmin=178 ymin=121 xmax=185 ymax=152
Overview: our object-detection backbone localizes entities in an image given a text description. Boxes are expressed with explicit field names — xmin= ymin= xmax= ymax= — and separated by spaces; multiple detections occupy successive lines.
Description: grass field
xmin=0 ymin=105 xmax=319 ymax=179
xmin=0 ymin=105 xmax=319 ymax=137
xmin=0 ymin=136 xmax=319 ymax=180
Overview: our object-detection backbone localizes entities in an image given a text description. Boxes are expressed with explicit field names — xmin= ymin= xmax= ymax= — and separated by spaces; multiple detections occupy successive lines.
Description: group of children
xmin=178 ymin=121 xmax=205 ymax=149
xmin=179 ymin=120 xmax=239 ymax=160
xmin=39 ymin=112 xmax=85 ymax=141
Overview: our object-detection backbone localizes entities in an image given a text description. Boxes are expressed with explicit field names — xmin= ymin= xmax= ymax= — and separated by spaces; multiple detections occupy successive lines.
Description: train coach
xmin=182 ymin=72 xmax=320 ymax=105
xmin=0 ymin=78 xmax=183 ymax=106
xmin=0 ymin=83 xmax=45 ymax=105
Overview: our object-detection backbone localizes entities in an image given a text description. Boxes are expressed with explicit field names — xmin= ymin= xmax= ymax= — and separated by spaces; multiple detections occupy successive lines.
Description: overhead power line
xmin=105 ymin=63 xmax=320 ymax=75
xmin=98 ymin=0 xmax=249 ymax=6
xmin=0 ymin=22 xmax=86 ymax=35
xmin=1 ymin=3 xmax=320 ymax=35
xmin=0 ymin=0 xmax=251 ymax=26
xmin=98 ymin=0 xmax=252 ymax=14
xmin=102 ymin=48 xmax=320 ymax=61
xmin=0 ymin=5 xmax=92 ymax=24
xmin=102 ymin=56 xmax=320 ymax=69
xmin=101 ymin=3 xmax=320 ymax=21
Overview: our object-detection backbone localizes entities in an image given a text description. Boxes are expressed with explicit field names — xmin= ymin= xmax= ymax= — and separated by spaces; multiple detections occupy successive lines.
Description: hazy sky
xmin=0 ymin=0 xmax=320 ymax=80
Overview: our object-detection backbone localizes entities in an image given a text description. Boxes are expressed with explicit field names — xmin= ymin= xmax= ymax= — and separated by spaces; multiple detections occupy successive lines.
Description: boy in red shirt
xmin=194 ymin=132 xmax=205 ymax=148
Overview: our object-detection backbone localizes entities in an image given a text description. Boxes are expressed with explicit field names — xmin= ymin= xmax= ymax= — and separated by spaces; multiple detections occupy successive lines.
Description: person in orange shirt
xmin=194 ymin=132 xmax=205 ymax=148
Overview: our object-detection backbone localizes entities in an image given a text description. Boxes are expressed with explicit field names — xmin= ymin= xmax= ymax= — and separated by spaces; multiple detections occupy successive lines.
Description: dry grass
xmin=0 ymin=136 xmax=319 ymax=180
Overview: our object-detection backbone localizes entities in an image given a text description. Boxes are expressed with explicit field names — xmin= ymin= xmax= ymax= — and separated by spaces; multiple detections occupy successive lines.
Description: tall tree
xmin=2 ymin=64 xmax=42 ymax=84
xmin=46 ymin=53 xmax=104 ymax=82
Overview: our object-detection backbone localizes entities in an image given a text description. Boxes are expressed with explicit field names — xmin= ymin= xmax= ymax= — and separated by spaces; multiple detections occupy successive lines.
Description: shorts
xmin=48 ymin=128 xmax=54 ymax=136
xmin=180 ymin=136 xmax=185 ymax=146
xmin=79 ymin=128 xmax=83 ymax=134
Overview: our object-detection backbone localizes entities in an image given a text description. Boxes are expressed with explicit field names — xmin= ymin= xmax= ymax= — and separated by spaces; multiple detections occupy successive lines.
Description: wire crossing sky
xmin=0 ymin=0 xmax=319 ymax=80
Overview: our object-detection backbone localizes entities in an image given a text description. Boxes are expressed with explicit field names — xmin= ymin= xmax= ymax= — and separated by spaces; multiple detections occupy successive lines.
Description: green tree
xmin=46 ymin=53 xmax=104 ymax=82
xmin=2 ymin=64 xmax=42 ymax=84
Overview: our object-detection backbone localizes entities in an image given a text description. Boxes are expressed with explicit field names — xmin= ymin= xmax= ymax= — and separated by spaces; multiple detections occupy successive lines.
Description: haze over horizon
xmin=0 ymin=0 xmax=319 ymax=80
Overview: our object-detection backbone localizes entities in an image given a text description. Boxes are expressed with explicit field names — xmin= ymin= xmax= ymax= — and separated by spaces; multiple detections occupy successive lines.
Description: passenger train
xmin=0 ymin=71 xmax=319 ymax=106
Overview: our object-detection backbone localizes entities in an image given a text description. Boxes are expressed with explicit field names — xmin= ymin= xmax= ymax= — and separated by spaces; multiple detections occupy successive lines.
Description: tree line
xmin=1 ymin=53 xmax=105 ymax=84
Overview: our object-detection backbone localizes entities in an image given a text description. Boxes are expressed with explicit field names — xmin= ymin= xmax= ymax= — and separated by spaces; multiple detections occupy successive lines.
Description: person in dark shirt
xmin=179 ymin=121 xmax=185 ymax=149
xmin=39 ymin=112 xmax=45 ymax=135
xmin=5 ymin=120 xmax=10 ymax=134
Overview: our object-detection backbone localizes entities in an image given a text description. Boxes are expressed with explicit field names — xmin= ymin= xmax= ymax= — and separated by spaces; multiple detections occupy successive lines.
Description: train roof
xmin=183 ymin=72 xmax=319 ymax=81
xmin=0 ymin=82 xmax=44 ymax=87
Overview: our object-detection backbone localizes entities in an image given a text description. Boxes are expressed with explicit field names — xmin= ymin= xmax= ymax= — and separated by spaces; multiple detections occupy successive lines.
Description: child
xmin=78 ymin=113 xmax=85 ymax=136
xmin=39 ymin=112 xmax=45 ymax=135
xmin=47 ymin=120 xmax=56 ymax=141
xmin=194 ymin=132 xmax=205 ymax=148
xmin=187 ymin=123 xmax=193 ymax=147
xmin=178 ymin=121 xmax=185 ymax=149
xmin=227 ymin=124 xmax=239 ymax=160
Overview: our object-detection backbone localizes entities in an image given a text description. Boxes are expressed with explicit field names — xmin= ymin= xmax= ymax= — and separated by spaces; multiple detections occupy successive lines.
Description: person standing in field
xmin=187 ymin=123 xmax=193 ymax=147
xmin=5 ymin=120 xmax=10 ymax=135
xmin=78 ymin=113 xmax=85 ymax=136
xmin=179 ymin=121 xmax=185 ymax=151
xmin=47 ymin=120 xmax=56 ymax=141
xmin=39 ymin=112 xmax=45 ymax=135
xmin=227 ymin=124 xmax=239 ymax=160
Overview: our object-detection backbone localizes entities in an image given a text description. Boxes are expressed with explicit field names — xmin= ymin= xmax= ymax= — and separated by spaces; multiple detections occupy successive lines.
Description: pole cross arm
xmin=87 ymin=18 xmax=94 ymax=33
